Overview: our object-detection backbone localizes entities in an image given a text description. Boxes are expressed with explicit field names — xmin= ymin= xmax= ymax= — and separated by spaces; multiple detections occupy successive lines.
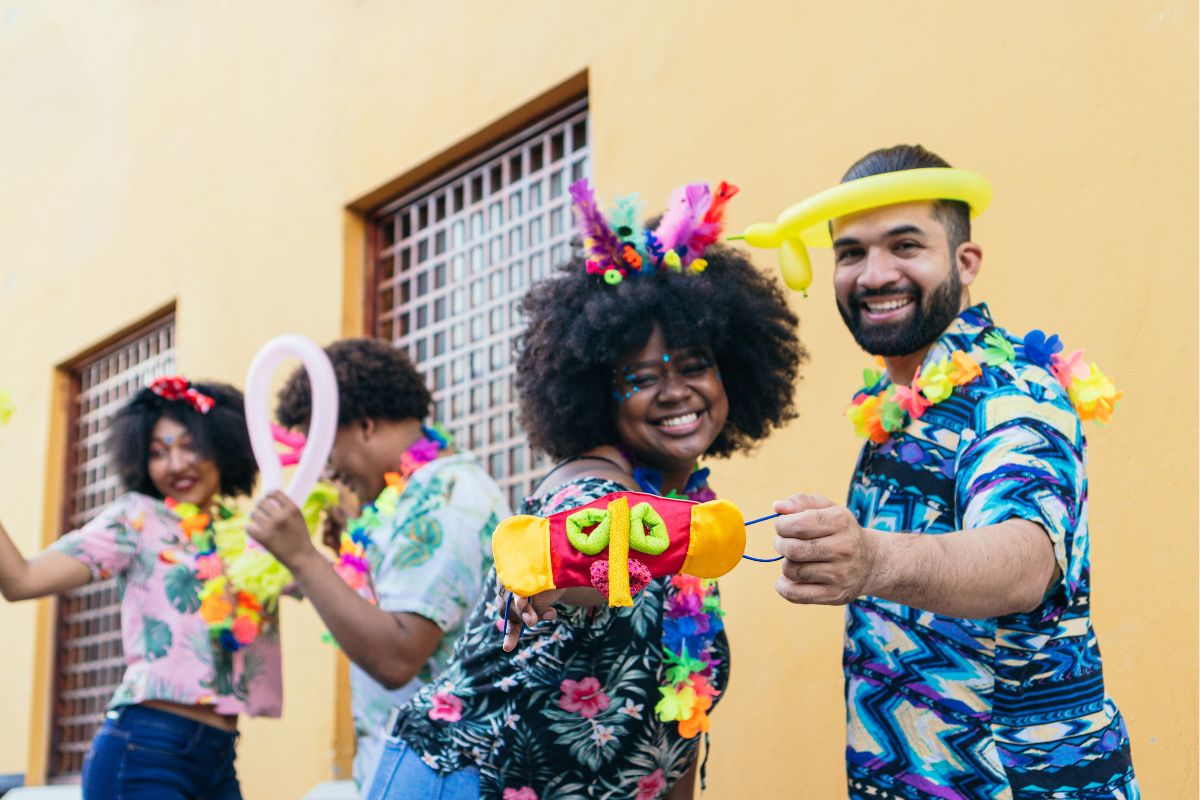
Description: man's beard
xmin=837 ymin=269 xmax=963 ymax=357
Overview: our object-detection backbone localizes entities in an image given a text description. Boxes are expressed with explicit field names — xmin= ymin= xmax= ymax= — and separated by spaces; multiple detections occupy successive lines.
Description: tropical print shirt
xmin=50 ymin=492 xmax=282 ymax=717
xmin=845 ymin=304 xmax=1138 ymax=799
xmin=349 ymin=453 xmax=506 ymax=788
xmin=396 ymin=476 xmax=731 ymax=800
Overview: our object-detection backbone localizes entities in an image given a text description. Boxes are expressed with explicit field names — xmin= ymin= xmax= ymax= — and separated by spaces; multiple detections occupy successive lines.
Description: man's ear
xmin=956 ymin=241 xmax=983 ymax=288
xmin=359 ymin=417 xmax=377 ymax=442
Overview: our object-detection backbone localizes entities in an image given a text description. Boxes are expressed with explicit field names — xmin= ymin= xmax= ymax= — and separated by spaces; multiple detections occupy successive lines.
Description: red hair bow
xmin=148 ymin=376 xmax=215 ymax=414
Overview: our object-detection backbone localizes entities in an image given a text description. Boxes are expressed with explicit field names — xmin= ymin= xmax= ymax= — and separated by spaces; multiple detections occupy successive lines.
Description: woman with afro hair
xmin=366 ymin=180 xmax=805 ymax=800
xmin=0 ymin=377 xmax=272 ymax=799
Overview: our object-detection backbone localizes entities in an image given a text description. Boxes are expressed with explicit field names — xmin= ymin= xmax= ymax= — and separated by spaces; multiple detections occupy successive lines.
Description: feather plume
xmin=609 ymin=194 xmax=645 ymax=246
xmin=687 ymin=180 xmax=739 ymax=254
xmin=652 ymin=183 xmax=712 ymax=259
xmin=569 ymin=179 xmax=624 ymax=269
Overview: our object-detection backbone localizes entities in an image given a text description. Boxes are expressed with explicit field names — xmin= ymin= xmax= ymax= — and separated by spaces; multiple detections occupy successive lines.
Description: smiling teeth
xmin=865 ymin=298 xmax=912 ymax=313
xmin=659 ymin=412 xmax=698 ymax=428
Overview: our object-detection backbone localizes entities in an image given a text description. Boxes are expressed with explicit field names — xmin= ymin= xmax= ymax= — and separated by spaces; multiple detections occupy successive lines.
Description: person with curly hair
xmin=364 ymin=180 xmax=805 ymax=800
xmin=0 ymin=378 xmax=269 ymax=798
xmin=245 ymin=338 xmax=508 ymax=792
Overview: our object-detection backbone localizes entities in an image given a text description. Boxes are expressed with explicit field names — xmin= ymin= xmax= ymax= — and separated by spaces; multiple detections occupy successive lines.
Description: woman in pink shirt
xmin=0 ymin=377 xmax=277 ymax=799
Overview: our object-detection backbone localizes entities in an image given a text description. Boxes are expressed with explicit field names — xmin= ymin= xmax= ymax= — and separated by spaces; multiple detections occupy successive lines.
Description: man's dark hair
xmin=841 ymin=144 xmax=971 ymax=254
xmin=275 ymin=338 xmax=432 ymax=428
xmin=516 ymin=245 xmax=806 ymax=461
xmin=109 ymin=381 xmax=257 ymax=498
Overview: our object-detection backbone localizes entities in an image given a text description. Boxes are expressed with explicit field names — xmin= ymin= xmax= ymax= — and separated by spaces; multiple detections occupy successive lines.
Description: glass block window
xmin=370 ymin=99 xmax=589 ymax=510
xmin=48 ymin=314 xmax=175 ymax=781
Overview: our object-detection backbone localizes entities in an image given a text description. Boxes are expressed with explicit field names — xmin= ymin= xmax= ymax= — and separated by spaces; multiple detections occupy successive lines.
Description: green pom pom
xmin=603 ymin=269 xmax=624 ymax=285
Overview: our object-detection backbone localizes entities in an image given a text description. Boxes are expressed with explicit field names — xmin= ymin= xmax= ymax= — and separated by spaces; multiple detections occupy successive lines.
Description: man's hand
xmin=247 ymin=490 xmax=319 ymax=571
xmin=500 ymin=588 xmax=563 ymax=652
xmin=772 ymin=493 xmax=878 ymax=606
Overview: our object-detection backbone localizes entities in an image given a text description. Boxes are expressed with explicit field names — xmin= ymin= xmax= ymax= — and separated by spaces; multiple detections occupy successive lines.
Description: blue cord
xmin=742 ymin=511 xmax=783 ymax=562
xmin=501 ymin=592 xmax=526 ymax=640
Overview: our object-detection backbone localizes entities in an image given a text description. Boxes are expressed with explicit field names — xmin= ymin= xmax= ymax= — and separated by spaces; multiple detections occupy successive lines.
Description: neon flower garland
xmin=656 ymin=574 xmax=724 ymax=739
xmin=847 ymin=329 xmax=1122 ymax=443
xmin=627 ymin=461 xmax=725 ymax=739
xmin=163 ymin=484 xmax=338 ymax=653
xmin=334 ymin=424 xmax=452 ymax=596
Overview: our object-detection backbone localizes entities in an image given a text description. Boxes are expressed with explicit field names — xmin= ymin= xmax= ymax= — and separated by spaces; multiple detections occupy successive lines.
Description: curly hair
xmin=274 ymin=338 xmax=432 ymax=428
xmin=109 ymin=381 xmax=257 ymax=499
xmin=516 ymin=244 xmax=805 ymax=460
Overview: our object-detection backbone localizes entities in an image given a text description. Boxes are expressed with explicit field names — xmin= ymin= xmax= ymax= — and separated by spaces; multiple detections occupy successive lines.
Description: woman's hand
xmin=500 ymin=588 xmax=564 ymax=652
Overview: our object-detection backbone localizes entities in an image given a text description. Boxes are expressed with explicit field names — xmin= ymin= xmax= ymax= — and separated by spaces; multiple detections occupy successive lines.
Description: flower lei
xmin=847 ymin=328 xmax=1123 ymax=443
xmin=165 ymin=485 xmax=338 ymax=653
xmin=629 ymin=459 xmax=725 ymax=739
xmin=333 ymin=424 xmax=452 ymax=596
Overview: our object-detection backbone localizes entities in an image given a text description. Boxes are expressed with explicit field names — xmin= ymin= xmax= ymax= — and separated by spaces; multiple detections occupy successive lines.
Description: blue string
xmin=501 ymin=592 xmax=526 ymax=641
xmin=742 ymin=511 xmax=783 ymax=563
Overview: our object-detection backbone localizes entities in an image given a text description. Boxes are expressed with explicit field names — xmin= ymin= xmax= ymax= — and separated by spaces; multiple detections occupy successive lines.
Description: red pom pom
xmin=589 ymin=558 xmax=652 ymax=598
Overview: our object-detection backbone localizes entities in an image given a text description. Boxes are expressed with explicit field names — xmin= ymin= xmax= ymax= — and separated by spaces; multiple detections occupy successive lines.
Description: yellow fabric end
xmin=681 ymin=499 xmax=746 ymax=579
xmin=606 ymin=497 xmax=632 ymax=607
xmin=492 ymin=516 xmax=555 ymax=597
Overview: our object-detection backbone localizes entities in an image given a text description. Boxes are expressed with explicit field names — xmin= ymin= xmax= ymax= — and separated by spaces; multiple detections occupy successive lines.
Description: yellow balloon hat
xmin=732 ymin=168 xmax=992 ymax=293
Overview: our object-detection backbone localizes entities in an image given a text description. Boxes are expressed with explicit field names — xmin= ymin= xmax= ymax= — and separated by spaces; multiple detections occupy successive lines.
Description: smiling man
xmin=772 ymin=146 xmax=1139 ymax=798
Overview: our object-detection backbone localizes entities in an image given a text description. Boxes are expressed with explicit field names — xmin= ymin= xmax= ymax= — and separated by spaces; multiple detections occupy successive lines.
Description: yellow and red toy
xmin=492 ymin=491 xmax=745 ymax=607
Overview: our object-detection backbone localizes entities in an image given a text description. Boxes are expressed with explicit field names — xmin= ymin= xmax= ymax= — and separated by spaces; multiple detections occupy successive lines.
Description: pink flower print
xmin=558 ymin=676 xmax=610 ymax=718
xmin=636 ymin=769 xmax=667 ymax=800
xmin=503 ymin=789 xmax=538 ymax=800
xmin=427 ymin=690 xmax=463 ymax=722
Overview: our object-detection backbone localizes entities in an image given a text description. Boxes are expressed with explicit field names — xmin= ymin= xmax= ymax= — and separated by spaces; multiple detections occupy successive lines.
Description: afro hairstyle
xmin=516 ymin=244 xmax=806 ymax=461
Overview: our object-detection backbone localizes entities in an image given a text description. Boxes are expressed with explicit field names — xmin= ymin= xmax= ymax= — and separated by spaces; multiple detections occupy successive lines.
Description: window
xmin=47 ymin=314 xmax=176 ymax=781
xmin=369 ymin=100 xmax=590 ymax=510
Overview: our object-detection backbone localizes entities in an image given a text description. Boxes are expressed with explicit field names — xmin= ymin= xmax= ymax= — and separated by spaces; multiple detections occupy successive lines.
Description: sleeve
xmin=373 ymin=470 xmax=510 ymax=632
xmin=955 ymin=385 xmax=1086 ymax=617
xmin=48 ymin=494 xmax=141 ymax=581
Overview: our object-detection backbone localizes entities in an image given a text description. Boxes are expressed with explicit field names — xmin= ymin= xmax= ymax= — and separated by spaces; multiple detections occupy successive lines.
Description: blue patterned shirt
xmin=844 ymin=304 xmax=1138 ymax=799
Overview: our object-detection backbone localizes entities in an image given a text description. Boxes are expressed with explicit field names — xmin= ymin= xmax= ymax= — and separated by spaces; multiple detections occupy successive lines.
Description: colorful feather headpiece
xmin=569 ymin=178 xmax=739 ymax=285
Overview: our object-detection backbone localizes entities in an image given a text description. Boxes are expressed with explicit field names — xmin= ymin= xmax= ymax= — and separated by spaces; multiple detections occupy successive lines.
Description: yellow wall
xmin=0 ymin=1 xmax=1194 ymax=797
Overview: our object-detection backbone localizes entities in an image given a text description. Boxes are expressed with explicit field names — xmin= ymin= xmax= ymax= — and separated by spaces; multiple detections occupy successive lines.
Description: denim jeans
xmin=81 ymin=704 xmax=241 ymax=800
xmin=364 ymin=738 xmax=480 ymax=800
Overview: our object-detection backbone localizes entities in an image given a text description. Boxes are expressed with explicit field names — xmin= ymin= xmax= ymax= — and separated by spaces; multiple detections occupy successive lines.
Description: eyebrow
xmin=833 ymin=224 xmax=926 ymax=248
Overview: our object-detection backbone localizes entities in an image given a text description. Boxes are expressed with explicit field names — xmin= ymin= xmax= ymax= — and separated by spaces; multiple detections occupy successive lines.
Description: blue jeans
xmin=81 ymin=704 xmax=241 ymax=800
xmin=364 ymin=738 xmax=479 ymax=800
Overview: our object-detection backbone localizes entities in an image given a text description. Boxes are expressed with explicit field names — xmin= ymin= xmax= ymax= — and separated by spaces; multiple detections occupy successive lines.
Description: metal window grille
xmin=370 ymin=100 xmax=590 ymax=510
xmin=48 ymin=315 xmax=176 ymax=781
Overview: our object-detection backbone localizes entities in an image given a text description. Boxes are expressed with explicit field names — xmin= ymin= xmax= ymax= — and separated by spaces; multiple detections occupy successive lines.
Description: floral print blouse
xmin=50 ymin=493 xmax=282 ymax=717
xmin=395 ymin=477 xmax=731 ymax=800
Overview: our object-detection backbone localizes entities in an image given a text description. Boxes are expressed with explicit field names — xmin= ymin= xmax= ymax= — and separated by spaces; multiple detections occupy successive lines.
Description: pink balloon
xmin=244 ymin=335 xmax=338 ymax=505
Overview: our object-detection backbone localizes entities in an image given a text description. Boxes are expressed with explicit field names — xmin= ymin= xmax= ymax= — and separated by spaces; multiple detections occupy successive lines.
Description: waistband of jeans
xmin=107 ymin=703 xmax=239 ymax=742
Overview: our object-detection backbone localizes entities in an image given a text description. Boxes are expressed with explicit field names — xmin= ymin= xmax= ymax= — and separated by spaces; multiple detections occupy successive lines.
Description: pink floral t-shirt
xmin=50 ymin=493 xmax=283 ymax=717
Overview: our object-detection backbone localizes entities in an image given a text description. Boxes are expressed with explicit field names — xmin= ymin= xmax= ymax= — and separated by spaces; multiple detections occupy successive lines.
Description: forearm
xmin=0 ymin=521 xmax=89 ymax=600
xmin=864 ymin=519 xmax=1057 ymax=618
xmin=288 ymin=549 xmax=431 ymax=689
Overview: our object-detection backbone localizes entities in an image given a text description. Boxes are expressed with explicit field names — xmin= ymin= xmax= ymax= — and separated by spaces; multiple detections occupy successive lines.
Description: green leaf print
xmin=164 ymin=563 xmax=202 ymax=614
xmin=141 ymin=616 xmax=173 ymax=662
xmin=391 ymin=516 xmax=444 ymax=570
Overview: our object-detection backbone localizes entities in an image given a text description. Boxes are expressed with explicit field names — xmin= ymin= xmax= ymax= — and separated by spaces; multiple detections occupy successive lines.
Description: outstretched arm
xmin=0 ymin=520 xmax=91 ymax=601
xmin=773 ymin=494 xmax=1057 ymax=618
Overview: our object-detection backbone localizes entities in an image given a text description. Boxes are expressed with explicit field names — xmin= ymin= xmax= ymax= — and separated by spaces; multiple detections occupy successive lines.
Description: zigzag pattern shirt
xmin=844 ymin=304 xmax=1138 ymax=799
